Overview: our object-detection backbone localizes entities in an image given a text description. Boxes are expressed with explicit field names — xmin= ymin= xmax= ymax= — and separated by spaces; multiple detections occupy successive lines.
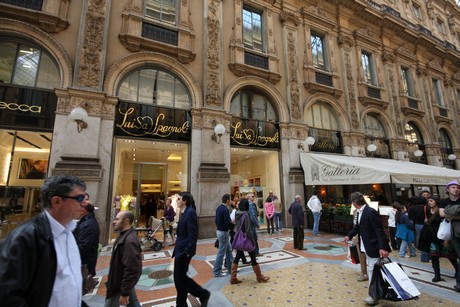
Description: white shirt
xmin=307 ymin=195 xmax=322 ymax=213
xmin=45 ymin=210 xmax=82 ymax=307
xmin=358 ymin=204 xmax=366 ymax=253
xmin=388 ymin=208 xmax=396 ymax=227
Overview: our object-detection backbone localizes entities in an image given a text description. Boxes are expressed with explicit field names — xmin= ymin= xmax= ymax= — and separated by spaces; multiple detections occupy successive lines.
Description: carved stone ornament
xmin=386 ymin=63 xmax=403 ymax=135
xmin=279 ymin=9 xmax=301 ymax=26
xmin=287 ymin=32 xmax=301 ymax=120
xmin=344 ymin=50 xmax=359 ymax=129
xmin=337 ymin=33 xmax=354 ymax=47
xmin=381 ymin=51 xmax=395 ymax=63
xmin=206 ymin=73 xmax=221 ymax=106
xmin=78 ymin=0 xmax=106 ymax=88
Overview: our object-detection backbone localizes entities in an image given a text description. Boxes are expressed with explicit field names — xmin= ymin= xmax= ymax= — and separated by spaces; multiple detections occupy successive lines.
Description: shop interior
xmin=0 ymin=129 xmax=51 ymax=238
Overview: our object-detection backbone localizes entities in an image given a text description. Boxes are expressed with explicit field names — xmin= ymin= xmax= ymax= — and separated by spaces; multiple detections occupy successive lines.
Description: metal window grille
xmin=0 ymin=0 xmax=43 ymax=10
xmin=367 ymin=86 xmax=381 ymax=99
xmin=142 ymin=22 xmax=178 ymax=46
xmin=244 ymin=51 xmax=269 ymax=70
xmin=315 ymin=72 xmax=333 ymax=87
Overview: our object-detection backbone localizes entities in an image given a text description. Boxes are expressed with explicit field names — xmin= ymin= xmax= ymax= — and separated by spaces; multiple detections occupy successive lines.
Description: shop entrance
xmin=111 ymin=138 xmax=188 ymax=232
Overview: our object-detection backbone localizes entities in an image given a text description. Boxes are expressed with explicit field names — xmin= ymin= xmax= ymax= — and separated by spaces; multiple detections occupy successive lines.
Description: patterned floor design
xmin=84 ymin=231 xmax=460 ymax=307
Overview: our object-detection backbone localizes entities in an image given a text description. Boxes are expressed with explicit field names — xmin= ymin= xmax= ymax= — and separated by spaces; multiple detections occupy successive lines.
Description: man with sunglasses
xmin=0 ymin=175 xmax=87 ymax=306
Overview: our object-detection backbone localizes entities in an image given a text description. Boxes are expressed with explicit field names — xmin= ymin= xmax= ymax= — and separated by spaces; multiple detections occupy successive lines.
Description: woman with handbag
xmin=230 ymin=198 xmax=270 ymax=284
xmin=419 ymin=195 xmax=458 ymax=282
xmin=395 ymin=205 xmax=417 ymax=258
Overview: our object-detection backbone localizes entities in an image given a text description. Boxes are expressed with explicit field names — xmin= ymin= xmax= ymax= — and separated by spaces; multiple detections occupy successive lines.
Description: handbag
xmin=81 ymin=264 xmax=95 ymax=295
xmin=381 ymin=261 xmax=420 ymax=300
xmin=231 ymin=214 xmax=255 ymax=252
xmin=437 ymin=219 xmax=453 ymax=240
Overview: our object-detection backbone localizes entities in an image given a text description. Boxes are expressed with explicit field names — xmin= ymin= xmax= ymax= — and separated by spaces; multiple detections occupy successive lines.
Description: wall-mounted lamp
xmin=448 ymin=154 xmax=457 ymax=161
xmin=69 ymin=107 xmax=88 ymax=133
xmin=298 ymin=136 xmax=316 ymax=150
xmin=211 ymin=123 xmax=225 ymax=144
xmin=367 ymin=143 xmax=377 ymax=156
xmin=414 ymin=149 xmax=423 ymax=158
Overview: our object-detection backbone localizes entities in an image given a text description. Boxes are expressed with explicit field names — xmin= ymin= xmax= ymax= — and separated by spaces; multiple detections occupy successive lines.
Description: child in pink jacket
xmin=264 ymin=197 xmax=275 ymax=234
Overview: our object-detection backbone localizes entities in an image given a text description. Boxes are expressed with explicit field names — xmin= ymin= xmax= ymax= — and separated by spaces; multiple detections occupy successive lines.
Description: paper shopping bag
xmin=382 ymin=262 xmax=420 ymax=300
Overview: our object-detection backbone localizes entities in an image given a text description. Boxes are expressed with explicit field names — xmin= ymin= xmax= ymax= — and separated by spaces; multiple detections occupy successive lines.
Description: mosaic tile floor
xmin=84 ymin=230 xmax=460 ymax=307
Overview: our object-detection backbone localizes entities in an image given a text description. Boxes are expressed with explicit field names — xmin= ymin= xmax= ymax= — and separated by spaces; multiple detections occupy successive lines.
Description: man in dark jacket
xmin=288 ymin=195 xmax=305 ymax=250
xmin=105 ymin=210 xmax=142 ymax=307
xmin=344 ymin=192 xmax=390 ymax=305
xmin=213 ymin=194 xmax=233 ymax=277
xmin=0 ymin=175 xmax=87 ymax=306
xmin=74 ymin=193 xmax=100 ymax=276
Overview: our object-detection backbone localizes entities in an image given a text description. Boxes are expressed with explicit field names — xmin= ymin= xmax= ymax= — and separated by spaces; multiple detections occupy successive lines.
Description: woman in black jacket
xmin=419 ymin=195 xmax=458 ymax=282
xmin=230 ymin=198 xmax=269 ymax=284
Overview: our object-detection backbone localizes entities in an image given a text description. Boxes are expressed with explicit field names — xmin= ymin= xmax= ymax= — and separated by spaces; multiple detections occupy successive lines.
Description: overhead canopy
xmin=300 ymin=153 xmax=460 ymax=186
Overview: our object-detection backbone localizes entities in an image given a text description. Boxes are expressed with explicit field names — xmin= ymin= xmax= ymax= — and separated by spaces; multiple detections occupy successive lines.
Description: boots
xmin=230 ymin=263 xmax=242 ymax=284
xmin=432 ymin=257 xmax=445 ymax=282
xmin=252 ymin=264 xmax=270 ymax=283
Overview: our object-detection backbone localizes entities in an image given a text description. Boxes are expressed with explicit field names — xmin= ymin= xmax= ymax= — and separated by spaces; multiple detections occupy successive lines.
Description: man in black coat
xmin=74 ymin=193 xmax=100 ymax=276
xmin=105 ymin=210 xmax=142 ymax=307
xmin=288 ymin=195 xmax=305 ymax=250
xmin=344 ymin=192 xmax=390 ymax=306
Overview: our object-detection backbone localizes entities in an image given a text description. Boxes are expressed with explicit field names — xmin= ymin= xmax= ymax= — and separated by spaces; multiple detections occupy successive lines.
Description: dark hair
xmin=392 ymin=202 xmax=400 ymax=209
xmin=222 ymin=194 xmax=231 ymax=203
xmin=312 ymin=190 xmax=319 ymax=196
xmin=265 ymin=196 xmax=272 ymax=202
xmin=180 ymin=191 xmax=196 ymax=210
xmin=350 ymin=192 xmax=366 ymax=206
xmin=41 ymin=175 xmax=86 ymax=208
xmin=238 ymin=198 xmax=249 ymax=211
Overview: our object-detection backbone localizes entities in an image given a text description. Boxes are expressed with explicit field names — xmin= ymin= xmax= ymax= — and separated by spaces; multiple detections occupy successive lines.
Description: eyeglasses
xmin=55 ymin=194 xmax=86 ymax=203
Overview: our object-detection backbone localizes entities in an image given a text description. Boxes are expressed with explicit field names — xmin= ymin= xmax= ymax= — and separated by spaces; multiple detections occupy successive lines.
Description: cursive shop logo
xmin=313 ymin=164 xmax=361 ymax=182
xmin=116 ymin=107 xmax=190 ymax=137
xmin=0 ymin=101 xmax=42 ymax=113
xmin=231 ymin=121 xmax=279 ymax=146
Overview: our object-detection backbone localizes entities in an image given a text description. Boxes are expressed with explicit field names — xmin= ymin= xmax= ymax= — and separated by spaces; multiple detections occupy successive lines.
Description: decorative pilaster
xmin=339 ymin=32 xmax=359 ymax=129
xmin=74 ymin=0 xmax=111 ymax=90
xmin=204 ymin=0 xmax=222 ymax=106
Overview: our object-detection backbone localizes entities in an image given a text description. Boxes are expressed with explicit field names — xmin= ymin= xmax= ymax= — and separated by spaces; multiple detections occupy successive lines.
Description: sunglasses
xmin=55 ymin=194 xmax=86 ymax=203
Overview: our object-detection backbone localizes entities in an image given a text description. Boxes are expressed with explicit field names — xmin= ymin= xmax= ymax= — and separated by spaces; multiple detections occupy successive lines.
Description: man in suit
xmin=288 ymin=195 xmax=305 ymax=250
xmin=172 ymin=192 xmax=210 ymax=307
xmin=344 ymin=192 xmax=390 ymax=306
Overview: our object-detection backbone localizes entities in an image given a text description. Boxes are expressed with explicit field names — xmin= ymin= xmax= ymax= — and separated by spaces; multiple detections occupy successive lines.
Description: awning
xmin=300 ymin=152 xmax=460 ymax=185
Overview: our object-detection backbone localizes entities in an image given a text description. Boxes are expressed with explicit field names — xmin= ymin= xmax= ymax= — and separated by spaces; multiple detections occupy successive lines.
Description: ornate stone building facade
xmin=1 ymin=0 xmax=460 ymax=242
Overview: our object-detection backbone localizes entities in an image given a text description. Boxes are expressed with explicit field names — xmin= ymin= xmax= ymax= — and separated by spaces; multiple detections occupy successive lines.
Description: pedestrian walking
xmin=213 ymin=194 xmax=233 ymax=277
xmin=307 ymin=190 xmax=322 ymax=236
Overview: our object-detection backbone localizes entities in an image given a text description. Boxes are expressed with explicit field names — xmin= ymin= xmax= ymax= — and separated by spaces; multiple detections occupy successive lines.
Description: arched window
xmin=439 ymin=128 xmax=455 ymax=168
xmin=0 ymin=41 xmax=60 ymax=90
xmin=118 ymin=68 xmax=191 ymax=109
xmin=230 ymin=89 xmax=277 ymax=121
xmin=405 ymin=122 xmax=426 ymax=163
xmin=306 ymin=102 xmax=342 ymax=153
xmin=363 ymin=113 xmax=390 ymax=158
xmin=306 ymin=102 xmax=339 ymax=130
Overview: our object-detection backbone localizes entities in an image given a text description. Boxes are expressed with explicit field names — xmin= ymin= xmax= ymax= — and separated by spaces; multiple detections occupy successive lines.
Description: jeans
xmin=274 ymin=212 xmax=283 ymax=231
xmin=414 ymin=223 xmax=429 ymax=261
xmin=266 ymin=216 xmax=275 ymax=234
xmin=399 ymin=239 xmax=416 ymax=257
xmin=104 ymin=289 xmax=141 ymax=307
xmin=252 ymin=226 xmax=259 ymax=255
xmin=312 ymin=212 xmax=321 ymax=235
xmin=213 ymin=230 xmax=233 ymax=276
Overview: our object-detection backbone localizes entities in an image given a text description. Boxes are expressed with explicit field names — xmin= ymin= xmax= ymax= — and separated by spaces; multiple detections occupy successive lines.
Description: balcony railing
xmin=0 ymin=0 xmax=42 ymax=10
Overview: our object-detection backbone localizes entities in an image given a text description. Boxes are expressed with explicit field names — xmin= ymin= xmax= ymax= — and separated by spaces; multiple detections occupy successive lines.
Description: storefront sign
xmin=230 ymin=118 xmax=279 ymax=148
xmin=114 ymin=102 xmax=191 ymax=141
xmin=0 ymin=85 xmax=56 ymax=130
xmin=0 ymin=101 xmax=42 ymax=113
xmin=309 ymin=129 xmax=342 ymax=154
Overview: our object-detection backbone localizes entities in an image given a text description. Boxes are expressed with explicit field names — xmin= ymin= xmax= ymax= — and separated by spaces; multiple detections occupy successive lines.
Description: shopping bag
xmin=382 ymin=262 xmax=420 ymax=300
xmin=349 ymin=244 xmax=360 ymax=264
xmin=368 ymin=258 xmax=401 ymax=301
xmin=437 ymin=219 xmax=453 ymax=241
